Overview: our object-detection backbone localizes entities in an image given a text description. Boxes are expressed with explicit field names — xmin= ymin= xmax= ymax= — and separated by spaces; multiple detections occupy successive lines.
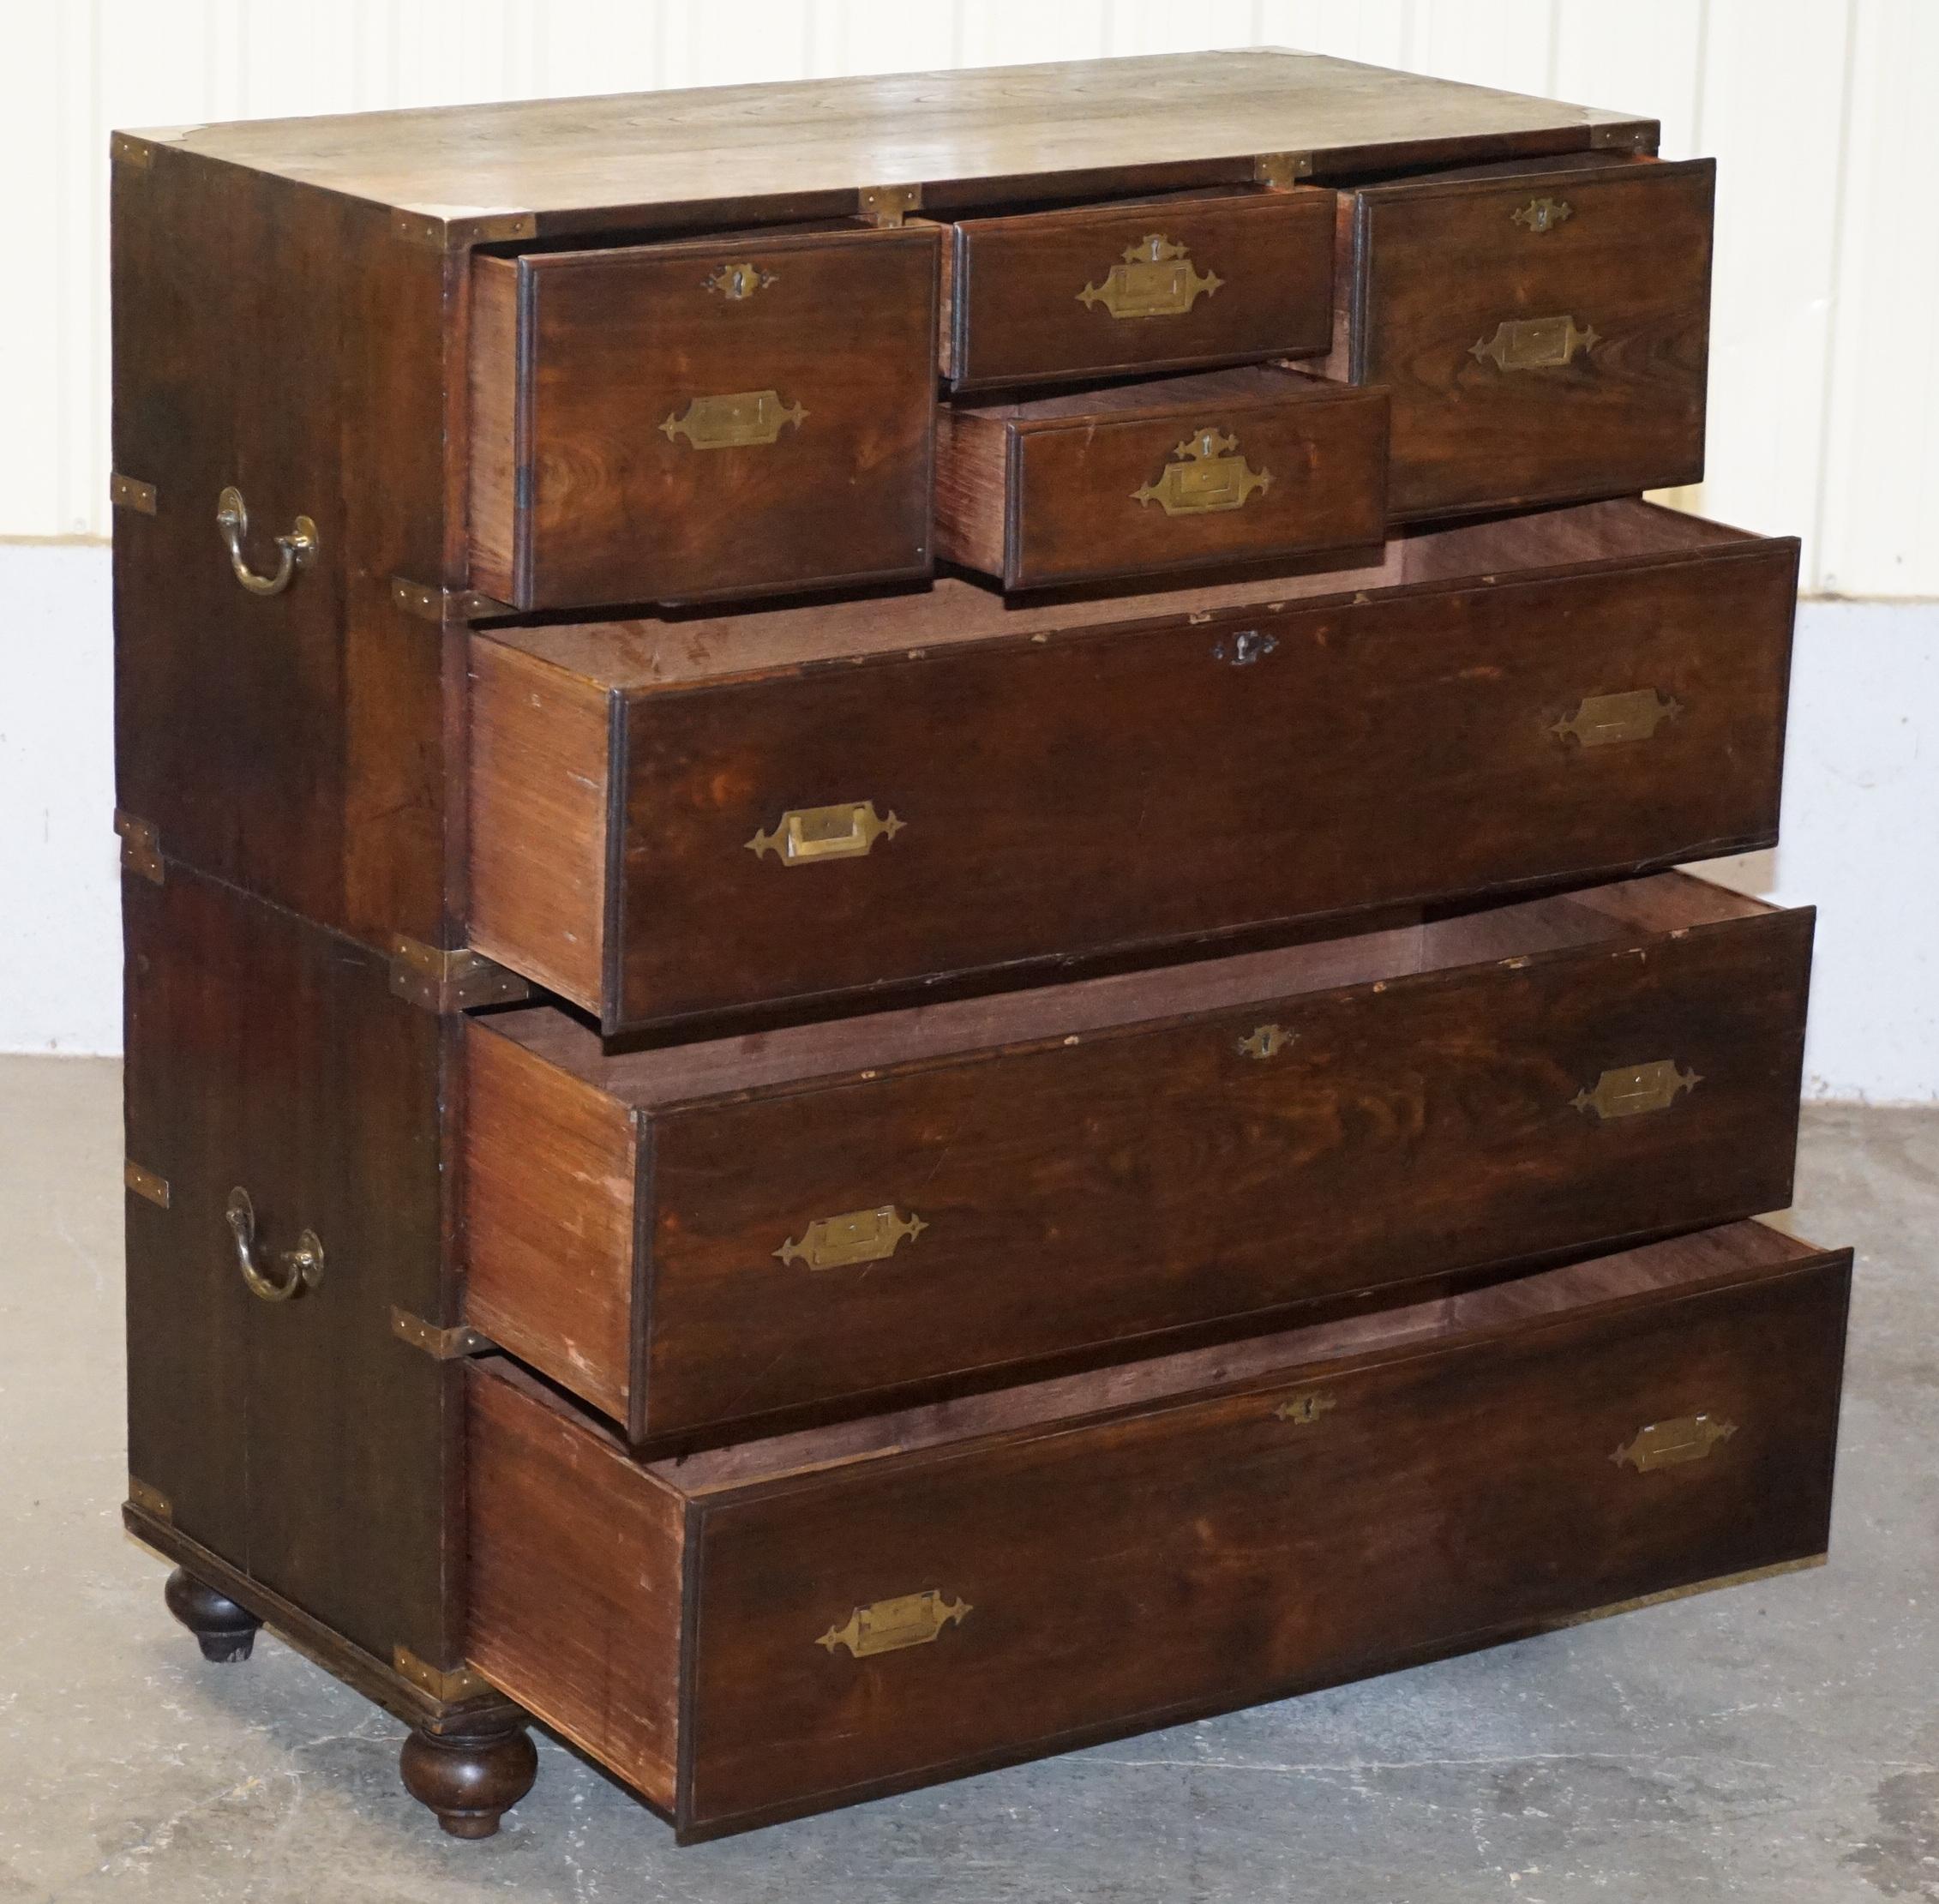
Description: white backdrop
xmin=2 ymin=3 xmax=1935 ymax=1096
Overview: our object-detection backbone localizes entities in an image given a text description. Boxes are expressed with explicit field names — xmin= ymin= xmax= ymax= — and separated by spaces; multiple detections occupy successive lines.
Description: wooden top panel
xmin=125 ymin=51 xmax=1653 ymax=225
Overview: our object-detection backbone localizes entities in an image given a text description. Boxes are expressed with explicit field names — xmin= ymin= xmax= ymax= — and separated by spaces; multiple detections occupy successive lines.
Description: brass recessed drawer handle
xmin=747 ymin=799 xmax=903 ymax=865
xmin=818 ymin=1589 xmax=971 ymax=1658
xmin=1471 ymin=314 xmax=1600 ymax=370
xmin=1133 ymin=428 xmax=1271 ymax=516
xmin=1573 ymin=1060 xmax=1702 ymax=1120
xmin=660 ymin=389 xmax=806 ymax=448
xmin=776 ymin=1204 xmax=927 ymax=1270
xmin=1078 ymin=232 xmax=1223 ymax=318
xmin=225 ymin=1186 xmax=323 ymax=1301
xmin=215 ymin=487 xmax=317 ymax=597
xmin=1612 ymin=1413 xmax=1737 ymax=1473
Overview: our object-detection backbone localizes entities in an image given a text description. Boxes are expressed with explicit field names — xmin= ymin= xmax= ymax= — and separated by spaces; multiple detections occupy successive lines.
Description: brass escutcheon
xmin=1612 ymin=1413 xmax=1738 ymax=1473
xmin=1471 ymin=315 xmax=1600 ymax=371
xmin=1573 ymin=1060 xmax=1702 ymax=1121
xmin=1273 ymin=1390 xmax=1336 ymax=1426
xmin=660 ymin=389 xmax=806 ymax=449
xmin=747 ymin=800 xmax=903 ymax=866
xmin=1552 ymin=688 xmax=1684 ymax=748
xmin=1078 ymin=233 xmax=1223 ymax=319
xmin=1512 ymin=196 xmax=1573 ymax=233
xmin=1237 ymin=1024 xmax=1294 ymax=1060
xmin=776 ymin=1205 xmax=927 ymax=1270
xmin=1133 ymin=428 xmax=1271 ymax=516
xmin=704 ymin=261 xmax=776 ymax=299
xmin=818 ymin=1589 xmax=970 ymax=1658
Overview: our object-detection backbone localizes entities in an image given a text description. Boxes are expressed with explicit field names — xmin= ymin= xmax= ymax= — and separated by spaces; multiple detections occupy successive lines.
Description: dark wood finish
xmin=467 ymin=225 xmax=939 ymax=610
xmin=1330 ymin=153 xmax=1715 ymax=518
xmin=165 ymin=1567 xmax=261 ymax=1662
xmin=466 ymin=1222 xmax=1850 ymax=1839
xmin=463 ymin=874 xmax=1811 ymax=1448
xmin=466 ymin=499 xmax=1797 ymax=1032
xmin=937 ymin=366 xmax=1388 ymax=589
xmin=400 ymin=1715 xmax=539 ymax=1839
xmin=123 ymin=52 xmax=1655 ymax=230
xmin=945 ymin=186 xmax=1336 ymax=389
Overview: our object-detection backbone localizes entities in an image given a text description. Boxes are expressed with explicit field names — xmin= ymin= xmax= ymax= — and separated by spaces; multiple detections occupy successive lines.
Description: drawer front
xmin=469 ymin=225 xmax=939 ymax=609
xmin=681 ymin=1250 xmax=1848 ymax=1832
xmin=598 ymin=539 xmax=1793 ymax=1029
xmin=1350 ymin=159 xmax=1714 ymax=517
xmin=947 ymin=189 xmax=1335 ymax=389
xmin=997 ymin=382 xmax=1387 ymax=588
xmin=626 ymin=900 xmax=1810 ymax=1441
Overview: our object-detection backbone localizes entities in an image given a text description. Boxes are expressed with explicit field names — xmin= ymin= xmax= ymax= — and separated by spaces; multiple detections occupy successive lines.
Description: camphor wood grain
xmin=1331 ymin=152 xmax=1715 ymax=518
xmin=944 ymin=185 xmax=1336 ymax=390
xmin=464 ymin=498 xmax=1798 ymax=1033
xmin=464 ymin=1221 xmax=1851 ymax=1840
xmin=936 ymin=365 xmax=1389 ymax=589
xmin=460 ymin=872 xmax=1810 ymax=1448
xmin=466 ymin=225 xmax=939 ymax=609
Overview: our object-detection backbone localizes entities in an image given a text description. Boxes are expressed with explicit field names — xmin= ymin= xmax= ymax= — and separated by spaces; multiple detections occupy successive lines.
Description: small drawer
xmin=467 ymin=225 xmax=939 ymax=609
xmin=941 ymin=187 xmax=1335 ymax=391
xmin=467 ymin=1221 xmax=1851 ymax=1839
xmin=936 ymin=365 xmax=1388 ymax=589
xmin=464 ymin=873 xmax=1810 ymax=1448
xmin=465 ymin=498 xmax=1797 ymax=1034
xmin=1334 ymin=153 xmax=1715 ymax=519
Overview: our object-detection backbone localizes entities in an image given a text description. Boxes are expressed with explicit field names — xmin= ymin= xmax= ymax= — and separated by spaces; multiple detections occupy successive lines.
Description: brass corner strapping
xmin=393 ymin=1643 xmax=494 ymax=1704
xmin=391 ymin=207 xmax=537 ymax=251
xmin=858 ymin=182 xmax=922 ymax=227
xmin=1253 ymin=151 xmax=1313 ymax=190
xmin=391 ymin=1306 xmax=494 ymax=1361
xmin=114 ymin=810 xmax=164 ymax=885
xmin=111 ymin=472 xmax=157 ymax=514
xmin=389 ymin=575 xmax=513 ymax=624
xmin=128 ymin=1476 xmax=173 ymax=1523
xmin=388 ymin=935 xmax=531 ymax=1015
xmin=124 ymin=1160 xmax=171 ymax=1209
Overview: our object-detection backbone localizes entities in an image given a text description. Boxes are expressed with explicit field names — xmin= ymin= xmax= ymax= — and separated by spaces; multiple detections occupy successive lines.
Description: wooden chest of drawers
xmin=112 ymin=50 xmax=1844 ymax=1847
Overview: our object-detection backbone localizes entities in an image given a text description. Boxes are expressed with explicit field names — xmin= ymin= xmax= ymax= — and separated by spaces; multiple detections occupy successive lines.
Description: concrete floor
xmin=2 ymin=1055 xmax=1933 ymax=1902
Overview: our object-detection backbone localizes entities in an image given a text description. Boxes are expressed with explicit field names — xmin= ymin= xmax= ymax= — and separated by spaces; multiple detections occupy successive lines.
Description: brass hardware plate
xmin=389 ymin=576 xmax=513 ymax=624
xmin=114 ymin=810 xmax=164 ymax=885
xmin=1237 ymin=1023 xmax=1294 ymax=1060
xmin=389 ymin=935 xmax=532 ymax=1015
xmin=124 ymin=1161 xmax=171 ymax=1209
xmin=1133 ymin=429 xmax=1271 ymax=516
xmin=1573 ymin=1060 xmax=1702 ymax=1120
xmin=858 ymin=182 xmax=921 ymax=227
xmin=705 ymin=261 xmax=776 ymax=300
xmin=1612 ymin=1413 xmax=1738 ymax=1473
xmin=1273 ymin=1390 xmax=1336 ymax=1425
xmin=111 ymin=472 xmax=157 ymax=514
xmin=1472 ymin=314 xmax=1600 ymax=371
xmin=777 ymin=1205 xmax=927 ymax=1270
xmin=747 ymin=799 xmax=903 ymax=866
xmin=128 ymin=1475 xmax=172 ymax=1523
xmin=1253 ymin=151 xmax=1314 ymax=190
xmin=393 ymin=1643 xmax=494 ymax=1703
xmin=111 ymin=133 xmax=153 ymax=171
xmin=1552 ymin=688 xmax=1683 ymax=748
xmin=1512 ymin=196 xmax=1573 ymax=233
xmin=391 ymin=207 xmax=537 ymax=250
xmin=661 ymin=390 xmax=806 ymax=449
xmin=818 ymin=1589 xmax=970 ymax=1658
xmin=1078 ymin=234 xmax=1223 ymax=320
xmin=391 ymin=1306 xmax=494 ymax=1360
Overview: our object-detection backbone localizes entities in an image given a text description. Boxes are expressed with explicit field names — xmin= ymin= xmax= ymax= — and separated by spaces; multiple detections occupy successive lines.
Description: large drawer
xmin=465 ymin=497 xmax=1798 ymax=1033
xmin=466 ymin=1221 xmax=1852 ymax=1840
xmin=462 ymin=873 xmax=1810 ymax=1448
xmin=468 ymin=225 xmax=939 ymax=609
xmin=1332 ymin=153 xmax=1714 ymax=518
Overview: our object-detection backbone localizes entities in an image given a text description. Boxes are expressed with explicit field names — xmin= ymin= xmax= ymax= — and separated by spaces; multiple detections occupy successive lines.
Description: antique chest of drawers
xmin=112 ymin=50 xmax=1846 ymax=1846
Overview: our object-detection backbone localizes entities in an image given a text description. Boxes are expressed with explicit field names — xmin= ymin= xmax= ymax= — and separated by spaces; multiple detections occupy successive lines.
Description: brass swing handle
xmin=216 ymin=486 xmax=318 ymax=597
xmin=225 ymin=1187 xmax=324 ymax=1301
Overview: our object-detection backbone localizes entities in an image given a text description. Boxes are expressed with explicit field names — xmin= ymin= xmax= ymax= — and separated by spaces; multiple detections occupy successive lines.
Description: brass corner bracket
xmin=858 ymin=182 xmax=922 ymax=227
xmin=113 ymin=810 xmax=164 ymax=885
xmin=391 ymin=1306 xmax=494 ymax=1361
xmin=110 ymin=133 xmax=153 ymax=171
xmin=110 ymin=471 xmax=157 ymax=515
xmin=1253 ymin=151 xmax=1314 ymax=190
xmin=393 ymin=1643 xmax=494 ymax=1704
xmin=124 ymin=1160 xmax=171 ymax=1209
xmin=128 ymin=1475 xmax=173 ymax=1523
xmin=391 ymin=207 xmax=537 ymax=251
xmin=389 ymin=575 xmax=513 ymax=625
xmin=388 ymin=935 xmax=531 ymax=1015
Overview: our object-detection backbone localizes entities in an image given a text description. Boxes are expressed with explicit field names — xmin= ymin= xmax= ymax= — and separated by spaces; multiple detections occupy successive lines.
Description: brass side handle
xmin=1573 ymin=1060 xmax=1702 ymax=1120
xmin=1133 ymin=428 xmax=1271 ymax=516
xmin=1612 ymin=1413 xmax=1737 ymax=1473
xmin=216 ymin=487 xmax=317 ymax=597
xmin=225 ymin=1186 xmax=323 ymax=1302
xmin=747 ymin=799 xmax=903 ymax=866
xmin=1471 ymin=315 xmax=1600 ymax=371
xmin=818 ymin=1589 xmax=970 ymax=1658
xmin=1078 ymin=233 xmax=1222 ymax=319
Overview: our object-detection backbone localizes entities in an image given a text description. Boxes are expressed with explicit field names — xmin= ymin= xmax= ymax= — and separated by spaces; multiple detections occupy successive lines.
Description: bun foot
xmin=400 ymin=1715 xmax=537 ymax=1839
xmin=164 ymin=1566 xmax=261 ymax=1662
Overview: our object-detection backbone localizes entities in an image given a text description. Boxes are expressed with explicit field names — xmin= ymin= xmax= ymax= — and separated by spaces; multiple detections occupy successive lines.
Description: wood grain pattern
xmin=937 ymin=366 xmax=1390 ymax=589
xmin=461 ymin=1222 xmax=1850 ymax=1840
xmin=1336 ymin=153 xmax=1715 ymax=518
xmin=461 ymin=874 xmax=1810 ymax=1447
xmin=468 ymin=226 xmax=939 ymax=609
xmin=946 ymin=185 xmax=1336 ymax=390
xmin=466 ymin=255 xmax=523 ymax=605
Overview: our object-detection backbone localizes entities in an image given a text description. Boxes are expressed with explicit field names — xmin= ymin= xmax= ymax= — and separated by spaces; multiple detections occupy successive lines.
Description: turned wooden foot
xmin=399 ymin=1714 xmax=537 ymax=1839
xmin=164 ymin=1566 xmax=261 ymax=1662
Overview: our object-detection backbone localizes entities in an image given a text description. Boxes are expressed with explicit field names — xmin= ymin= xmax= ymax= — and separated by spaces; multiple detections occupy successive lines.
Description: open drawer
xmin=465 ymin=1220 xmax=1851 ymax=1839
xmin=461 ymin=871 xmax=1811 ymax=1448
xmin=465 ymin=497 xmax=1798 ymax=1033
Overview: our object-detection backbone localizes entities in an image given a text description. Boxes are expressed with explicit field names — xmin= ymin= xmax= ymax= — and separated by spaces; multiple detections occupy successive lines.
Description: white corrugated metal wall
xmin=3 ymin=0 xmax=1936 ymax=595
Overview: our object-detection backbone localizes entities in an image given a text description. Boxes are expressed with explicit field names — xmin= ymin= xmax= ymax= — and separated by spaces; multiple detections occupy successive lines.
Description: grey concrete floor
xmin=2 ymin=1054 xmax=1934 ymax=1902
